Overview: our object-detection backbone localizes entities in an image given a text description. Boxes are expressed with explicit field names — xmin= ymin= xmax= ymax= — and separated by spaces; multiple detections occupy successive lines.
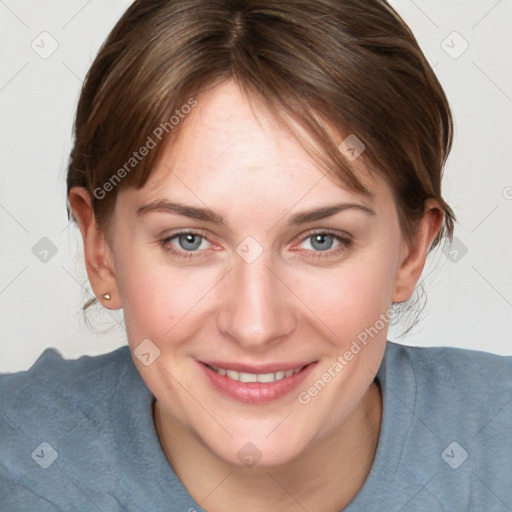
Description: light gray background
xmin=1 ymin=0 xmax=511 ymax=372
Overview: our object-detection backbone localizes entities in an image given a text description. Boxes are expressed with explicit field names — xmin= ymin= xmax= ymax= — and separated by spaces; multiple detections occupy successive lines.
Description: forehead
xmin=128 ymin=79 xmax=391 ymax=212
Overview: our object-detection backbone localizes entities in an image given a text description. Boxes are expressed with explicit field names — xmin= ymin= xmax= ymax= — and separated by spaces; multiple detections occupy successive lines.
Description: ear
xmin=68 ymin=187 xmax=121 ymax=309
xmin=392 ymin=199 xmax=444 ymax=303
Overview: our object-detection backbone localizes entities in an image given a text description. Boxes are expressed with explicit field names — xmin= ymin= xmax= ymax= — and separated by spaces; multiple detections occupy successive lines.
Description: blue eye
xmin=160 ymin=231 xmax=211 ymax=259
xmin=308 ymin=233 xmax=336 ymax=251
xmin=298 ymin=232 xmax=352 ymax=255
xmin=301 ymin=231 xmax=351 ymax=252
xmin=176 ymin=233 xmax=204 ymax=251
xmin=160 ymin=229 xmax=352 ymax=261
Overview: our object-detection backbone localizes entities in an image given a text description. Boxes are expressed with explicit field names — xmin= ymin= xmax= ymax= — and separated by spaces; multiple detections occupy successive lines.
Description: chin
xmin=204 ymin=429 xmax=312 ymax=469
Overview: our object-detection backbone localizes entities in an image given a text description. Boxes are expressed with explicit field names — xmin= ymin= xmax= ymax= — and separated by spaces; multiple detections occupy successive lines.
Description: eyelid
xmin=161 ymin=228 xmax=212 ymax=242
xmin=161 ymin=228 xmax=351 ymax=244
xmin=301 ymin=228 xmax=353 ymax=240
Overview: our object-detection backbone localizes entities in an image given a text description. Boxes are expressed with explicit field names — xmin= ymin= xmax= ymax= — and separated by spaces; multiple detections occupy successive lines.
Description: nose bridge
xmin=217 ymin=250 xmax=296 ymax=349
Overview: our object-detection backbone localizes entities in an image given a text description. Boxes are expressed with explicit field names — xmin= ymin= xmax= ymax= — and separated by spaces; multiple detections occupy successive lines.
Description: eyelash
xmin=160 ymin=229 xmax=353 ymax=261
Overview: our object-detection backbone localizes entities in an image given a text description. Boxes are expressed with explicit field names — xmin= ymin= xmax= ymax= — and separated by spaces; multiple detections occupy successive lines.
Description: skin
xmin=69 ymin=79 xmax=443 ymax=511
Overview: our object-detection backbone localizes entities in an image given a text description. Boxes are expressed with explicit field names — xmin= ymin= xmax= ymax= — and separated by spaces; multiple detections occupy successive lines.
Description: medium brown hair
xmin=67 ymin=0 xmax=455 ymax=317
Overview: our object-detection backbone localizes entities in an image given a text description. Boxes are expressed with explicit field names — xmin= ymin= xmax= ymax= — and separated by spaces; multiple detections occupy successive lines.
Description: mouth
xmin=198 ymin=360 xmax=317 ymax=403
xmin=205 ymin=363 xmax=305 ymax=383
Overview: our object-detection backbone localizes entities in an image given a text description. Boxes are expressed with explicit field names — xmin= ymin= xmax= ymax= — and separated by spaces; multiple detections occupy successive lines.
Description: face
xmin=108 ymin=79 xmax=407 ymax=466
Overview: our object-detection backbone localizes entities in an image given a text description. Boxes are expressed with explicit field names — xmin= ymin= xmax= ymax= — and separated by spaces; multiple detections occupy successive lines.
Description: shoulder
xmin=0 ymin=347 xmax=194 ymax=511
xmin=0 ymin=348 xmax=131 ymax=471
xmin=387 ymin=340 xmax=512 ymax=397
xmin=380 ymin=341 xmax=512 ymax=509
xmin=0 ymin=346 xmax=147 ymax=510
xmin=1 ymin=344 xmax=131 ymax=384
xmin=384 ymin=341 xmax=512 ymax=429
xmin=1 ymin=346 xmax=133 ymax=435
xmin=390 ymin=339 xmax=512 ymax=375
xmin=1 ymin=346 xmax=132 ymax=418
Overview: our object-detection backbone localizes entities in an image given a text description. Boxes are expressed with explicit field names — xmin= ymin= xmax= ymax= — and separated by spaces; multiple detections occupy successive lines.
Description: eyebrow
xmin=136 ymin=200 xmax=375 ymax=224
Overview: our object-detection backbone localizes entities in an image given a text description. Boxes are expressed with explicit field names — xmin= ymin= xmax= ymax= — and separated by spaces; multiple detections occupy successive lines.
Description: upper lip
xmin=200 ymin=360 xmax=315 ymax=374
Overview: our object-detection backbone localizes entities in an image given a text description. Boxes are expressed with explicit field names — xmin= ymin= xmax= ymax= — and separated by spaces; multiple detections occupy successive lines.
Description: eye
xmin=304 ymin=233 xmax=337 ymax=251
xmin=174 ymin=233 xmax=208 ymax=251
xmin=295 ymin=231 xmax=352 ymax=257
xmin=160 ymin=229 xmax=352 ymax=261
xmin=160 ymin=231 xmax=212 ymax=259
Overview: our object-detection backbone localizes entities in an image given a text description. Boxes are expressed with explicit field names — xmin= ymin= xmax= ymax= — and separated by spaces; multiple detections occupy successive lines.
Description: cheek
xmin=296 ymin=248 xmax=399 ymax=343
xmin=114 ymin=250 xmax=219 ymax=342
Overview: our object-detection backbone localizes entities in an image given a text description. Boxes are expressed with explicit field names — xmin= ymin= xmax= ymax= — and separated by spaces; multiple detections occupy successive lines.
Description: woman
xmin=1 ymin=0 xmax=510 ymax=510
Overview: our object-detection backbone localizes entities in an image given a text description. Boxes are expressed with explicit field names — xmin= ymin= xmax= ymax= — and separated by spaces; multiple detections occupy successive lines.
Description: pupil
xmin=179 ymin=234 xmax=202 ymax=251
xmin=312 ymin=234 xmax=333 ymax=251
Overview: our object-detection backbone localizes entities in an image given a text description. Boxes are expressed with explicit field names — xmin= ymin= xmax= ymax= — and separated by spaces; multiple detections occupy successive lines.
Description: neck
xmin=154 ymin=381 xmax=382 ymax=512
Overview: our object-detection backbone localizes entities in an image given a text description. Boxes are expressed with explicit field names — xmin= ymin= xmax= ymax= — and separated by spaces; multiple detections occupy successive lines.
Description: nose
xmin=216 ymin=251 xmax=298 ymax=351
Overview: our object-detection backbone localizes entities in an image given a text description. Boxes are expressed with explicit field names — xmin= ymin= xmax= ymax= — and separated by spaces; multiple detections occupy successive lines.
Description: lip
xmin=197 ymin=360 xmax=318 ymax=404
xmin=199 ymin=360 xmax=314 ymax=374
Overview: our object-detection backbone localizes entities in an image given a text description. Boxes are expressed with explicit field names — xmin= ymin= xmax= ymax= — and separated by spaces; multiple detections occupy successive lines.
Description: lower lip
xmin=198 ymin=361 xmax=317 ymax=404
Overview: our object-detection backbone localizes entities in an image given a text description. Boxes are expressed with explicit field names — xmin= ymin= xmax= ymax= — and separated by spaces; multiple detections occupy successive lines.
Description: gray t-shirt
xmin=1 ymin=341 xmax=511 ymax=511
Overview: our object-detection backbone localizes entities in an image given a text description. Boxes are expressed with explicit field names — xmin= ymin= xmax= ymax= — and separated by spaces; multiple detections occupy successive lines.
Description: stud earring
xmin=102 ymin=293 xmax=111 ymax=301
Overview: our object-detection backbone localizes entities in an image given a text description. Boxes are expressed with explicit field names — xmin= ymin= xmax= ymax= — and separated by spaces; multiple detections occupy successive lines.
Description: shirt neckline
xmin=114 ymin=341 xmax=414 ymax=511
xmin=343 ymin=341 xmax=415 ymax=510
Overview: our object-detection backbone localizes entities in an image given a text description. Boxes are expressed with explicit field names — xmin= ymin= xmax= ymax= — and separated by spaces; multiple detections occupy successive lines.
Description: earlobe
xmin=392 ymin=200 xmax=444 ymax=303
xmin=68 ymin=187 xmax=121 ymax=309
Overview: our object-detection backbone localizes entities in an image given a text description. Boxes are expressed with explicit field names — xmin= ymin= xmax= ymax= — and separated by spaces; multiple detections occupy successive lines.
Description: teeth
xmin=256 ymin=372 xmax=275 ymax=383
xmin=209 ymin=365 xmax=303 ymax=383
xmin=239 ymin=372 xmax=258 ymax=383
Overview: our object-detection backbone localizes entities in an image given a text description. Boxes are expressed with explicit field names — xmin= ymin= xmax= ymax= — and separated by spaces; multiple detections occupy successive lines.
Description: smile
xmin=199 ymin=360 xmax=318 ymax=403
xmin=206 ymin=364 xmax=305 ymax=383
